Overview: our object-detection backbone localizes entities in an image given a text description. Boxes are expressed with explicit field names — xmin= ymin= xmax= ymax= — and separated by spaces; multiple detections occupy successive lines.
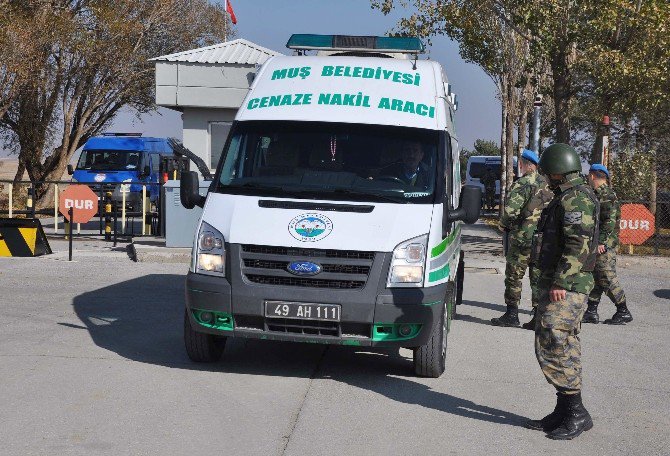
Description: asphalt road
xmin=1 ymin=229 xmax=669 ymax=455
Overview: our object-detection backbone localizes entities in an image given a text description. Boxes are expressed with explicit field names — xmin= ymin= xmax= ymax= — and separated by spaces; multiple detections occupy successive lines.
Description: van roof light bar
xmin=286 ymin=34 xmax=425 ymax=54
xmin=101 ymin=132 xmax=142 ymax=137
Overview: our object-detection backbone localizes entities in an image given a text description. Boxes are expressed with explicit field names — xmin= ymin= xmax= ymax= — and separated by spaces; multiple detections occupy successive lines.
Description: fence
xmin=0 ymin=179 xmax=162 ymax=239
xmin=617 ymin=198 xmax=670 ymax=256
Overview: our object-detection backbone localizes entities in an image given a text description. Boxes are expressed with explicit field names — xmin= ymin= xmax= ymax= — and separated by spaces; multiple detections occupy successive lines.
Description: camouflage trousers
xmin=535 ymin=289 xmax=588 ymax=394
xmin=504 ymin=241 xmax=540 ymax=308
xmin=588 ymin=250 xmax=626 ymax=307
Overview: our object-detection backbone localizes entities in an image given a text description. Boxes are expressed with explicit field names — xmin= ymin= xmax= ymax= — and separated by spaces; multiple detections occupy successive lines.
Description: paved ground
xmin=1 ymin=226 xmax=669 ymax=455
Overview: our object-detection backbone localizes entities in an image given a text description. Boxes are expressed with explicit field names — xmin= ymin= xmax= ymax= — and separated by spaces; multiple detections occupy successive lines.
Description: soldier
xmin=582 ymin=164 xmax=632 ymax=325
xmin=481 ymin=166 xmax=496 ymax=210
xmin=492 ymin=149 xmax=553 ymax=329
xmin=525 ymin=143 xmax=599 ymax=440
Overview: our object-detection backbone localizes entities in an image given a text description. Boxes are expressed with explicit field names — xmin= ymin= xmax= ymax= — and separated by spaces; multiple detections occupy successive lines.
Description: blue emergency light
xmin=286 ymin=34 xmax=426 ymax=54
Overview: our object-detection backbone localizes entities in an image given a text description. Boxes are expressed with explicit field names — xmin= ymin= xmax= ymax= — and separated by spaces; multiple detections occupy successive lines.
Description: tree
xmin=371 ymin=0 xmax=536 ymax=212
xmin=0 ymin=1 xmax=40 ymax=121
xmin=1 ymin=0 xmax=232 ymax=207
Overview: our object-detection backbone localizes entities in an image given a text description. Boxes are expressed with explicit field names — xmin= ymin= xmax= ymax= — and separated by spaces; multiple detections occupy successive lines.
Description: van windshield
xmin=76 ymin=150 xmax=143 ymax=171
xmin=215 ymin=121 xmax=439 ymax=204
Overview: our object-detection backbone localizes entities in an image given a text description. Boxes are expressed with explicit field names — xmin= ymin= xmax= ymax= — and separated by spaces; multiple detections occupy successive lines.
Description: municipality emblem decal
xmin=288 ymin=213 xmax=333 ymax=242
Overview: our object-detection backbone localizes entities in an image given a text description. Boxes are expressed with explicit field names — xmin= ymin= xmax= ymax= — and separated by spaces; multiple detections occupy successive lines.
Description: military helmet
xmin=539 ymin=143 xmax=581 ymax=175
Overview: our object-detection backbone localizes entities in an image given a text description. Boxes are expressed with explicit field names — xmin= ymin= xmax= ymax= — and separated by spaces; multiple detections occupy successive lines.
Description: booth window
xmin=209 ymin=122 xmax=232 ymax=170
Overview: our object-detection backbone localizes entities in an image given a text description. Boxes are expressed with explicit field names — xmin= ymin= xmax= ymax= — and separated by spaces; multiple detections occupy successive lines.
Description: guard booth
xmin=151 ymin=39 xmax=281 ymax=246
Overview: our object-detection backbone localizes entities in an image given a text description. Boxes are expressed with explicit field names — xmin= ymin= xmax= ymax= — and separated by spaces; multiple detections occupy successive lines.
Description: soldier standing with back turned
xmin=582 ymin=164 xmax=632 ymax=325
xmin=525 ymin=143 xmax=599 ymax=440
xmin=492 ymin=149 xmax=553 ymax=328
xmin=482 ymin=166 xmax=496 ymax=211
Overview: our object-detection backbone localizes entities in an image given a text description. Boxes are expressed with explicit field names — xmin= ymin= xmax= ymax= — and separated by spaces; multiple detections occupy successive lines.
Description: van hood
xmin=73 ymin=169 xmax=139 ymax=184
xmin=201 ymin=193 xmax=434 ymax=252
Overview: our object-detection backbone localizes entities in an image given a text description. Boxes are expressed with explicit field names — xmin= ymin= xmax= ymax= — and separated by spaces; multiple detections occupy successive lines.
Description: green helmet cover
xmin=539 ymin=143 xmax=581 ymax=175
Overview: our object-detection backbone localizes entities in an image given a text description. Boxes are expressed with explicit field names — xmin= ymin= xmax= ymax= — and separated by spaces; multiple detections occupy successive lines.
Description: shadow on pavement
xmin=462 ymin=299 xmax=532 ymax=315
xmin=324 ymin=346 xmax=528 ymax=428
xmin=70 ymin=274 xmax=325 ymax=377
xmin=71 ymin=274 xmax=527 ymax=427
xmin=653 ymin=289 xmax=670 ymax=299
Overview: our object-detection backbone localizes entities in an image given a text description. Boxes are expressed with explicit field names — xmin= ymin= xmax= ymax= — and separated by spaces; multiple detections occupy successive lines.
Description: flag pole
xmin=224 ymin=0 xmax=227 ymax=41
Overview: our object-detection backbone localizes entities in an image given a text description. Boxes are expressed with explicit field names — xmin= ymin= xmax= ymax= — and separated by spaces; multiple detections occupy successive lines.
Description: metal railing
xmin=0 ymin=179 xmax=162 ymax=239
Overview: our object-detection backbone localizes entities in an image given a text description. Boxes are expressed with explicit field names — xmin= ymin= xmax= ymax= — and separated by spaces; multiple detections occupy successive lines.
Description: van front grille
xmin=240 ymin=244 xmax=374 ymax=289
xmin=245 ymin=274 xmax=365 ymax=289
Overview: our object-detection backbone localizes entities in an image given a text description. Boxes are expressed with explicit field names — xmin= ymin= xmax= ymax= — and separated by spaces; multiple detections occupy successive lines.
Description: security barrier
xmin=0 ymin=179 xmax=162 ymax=239
xmin=0 ymin=218 xmax=52 ymax=257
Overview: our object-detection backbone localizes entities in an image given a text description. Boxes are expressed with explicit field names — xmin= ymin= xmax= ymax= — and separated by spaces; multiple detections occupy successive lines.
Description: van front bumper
xmin=185 ymin=271 xmax=448 ymax=348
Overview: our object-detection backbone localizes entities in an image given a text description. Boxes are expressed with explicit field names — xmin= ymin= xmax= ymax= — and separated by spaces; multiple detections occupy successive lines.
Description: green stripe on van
xmin=430 ymin=225 xmax=461 ymax=258
xmin=428 ymin=263 xmax=450 ymax=282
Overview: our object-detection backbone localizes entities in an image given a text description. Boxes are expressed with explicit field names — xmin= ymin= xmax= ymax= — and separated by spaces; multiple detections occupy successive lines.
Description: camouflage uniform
xmin=588 ymin=183 xmax=626 ymax=307
xmin=500 ymin=171 xmax=553 ymax=309
xmin=533 ymin=173 xmax=599 ymax=394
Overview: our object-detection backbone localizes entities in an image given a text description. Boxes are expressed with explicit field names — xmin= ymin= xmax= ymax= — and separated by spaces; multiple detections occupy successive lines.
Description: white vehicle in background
xmin=179 ymin=34 xmax=481 ymax=378
xmin=465 ymin=155 xmax=518 ymax=205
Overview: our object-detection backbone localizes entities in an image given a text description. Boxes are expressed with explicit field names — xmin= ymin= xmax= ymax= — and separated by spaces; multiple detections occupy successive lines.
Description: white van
xmin=466 ymin=155 xmax=518 ymax=205
xmin=180 ymin=35 xmax=481 ymax=377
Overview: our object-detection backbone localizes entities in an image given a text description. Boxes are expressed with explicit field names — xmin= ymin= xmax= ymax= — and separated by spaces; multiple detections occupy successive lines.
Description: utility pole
xmin=530 ymin=94 xmax=542 ymax=153
xmin=599 ymin=115 xmax=610 ymax=167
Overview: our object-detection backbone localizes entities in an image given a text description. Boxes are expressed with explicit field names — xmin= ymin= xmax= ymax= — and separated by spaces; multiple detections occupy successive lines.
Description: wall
xmin=182 ymin=107 xmax=236 ymax=173
xmin=155 ymin=62 xmax=256 ymax=109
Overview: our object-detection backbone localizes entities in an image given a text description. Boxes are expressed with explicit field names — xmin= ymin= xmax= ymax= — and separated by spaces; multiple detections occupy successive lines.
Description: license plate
xmin=265 ymin=301 xmax=341 ymax=322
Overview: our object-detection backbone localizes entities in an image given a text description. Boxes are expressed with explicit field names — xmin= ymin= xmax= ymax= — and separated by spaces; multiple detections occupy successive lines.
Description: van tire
xmin=413 ymin=287 xmax=452 ymax=378
xmin=184 ymin=309 xmax=226 ymax=362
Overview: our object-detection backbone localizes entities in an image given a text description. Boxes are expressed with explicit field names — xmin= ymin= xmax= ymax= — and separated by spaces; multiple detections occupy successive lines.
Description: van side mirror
xmin=447 ymin=185 xmax=482 ymax=224
xmin=180 ymin=171 xmax=206 ymax=209
xmin=67 ymin=164 xmax=74 ymax=175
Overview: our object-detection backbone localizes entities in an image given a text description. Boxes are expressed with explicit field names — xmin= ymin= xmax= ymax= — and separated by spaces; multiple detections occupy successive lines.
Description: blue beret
xmin=521 ymin=149 xmax=539 ymax=164
xmin=589 ymin=164 xmax=609 ymax=178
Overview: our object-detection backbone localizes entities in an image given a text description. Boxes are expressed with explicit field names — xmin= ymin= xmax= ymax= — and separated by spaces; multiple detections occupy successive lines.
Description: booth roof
xmin=150 ymin=39 xmax=282 ymax=65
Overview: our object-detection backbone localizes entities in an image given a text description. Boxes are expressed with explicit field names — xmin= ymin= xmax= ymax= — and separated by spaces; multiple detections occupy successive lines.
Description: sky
xmin=112 ymin=0 xmax=501 ymax=152
xmin=3 ymin=0 xmax=501 ymax=157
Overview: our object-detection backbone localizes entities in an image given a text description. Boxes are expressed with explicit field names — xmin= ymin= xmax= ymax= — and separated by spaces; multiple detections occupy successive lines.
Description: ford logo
xmin=287 ymin=261 xmax=322 ymax=276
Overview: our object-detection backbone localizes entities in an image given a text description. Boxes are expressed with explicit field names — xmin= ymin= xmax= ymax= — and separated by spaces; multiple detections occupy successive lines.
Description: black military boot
xmin=582 ymin=302 xmax=599 ymax=324
xmin=521 ymin=308 xmax=537 ymax=331
xmin=491 ymin=306 xmax=520 ymax=327
xmin=525 ymin=392 xmax=566 ymax=432
xmin=547 ymin=392 xmax=593 ymax=440
xmin=603 ymin=303 xmax=633 ymax=325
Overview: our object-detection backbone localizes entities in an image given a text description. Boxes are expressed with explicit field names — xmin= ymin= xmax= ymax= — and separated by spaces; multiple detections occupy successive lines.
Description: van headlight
xmin=193 ymin=222 xmax=225 ymax=276
xmin=387 ymin=234 xmax=427 ymax=287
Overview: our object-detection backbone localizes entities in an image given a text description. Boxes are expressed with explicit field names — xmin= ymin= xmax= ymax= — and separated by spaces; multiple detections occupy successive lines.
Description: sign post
xmin=59 ymin=185 xmax=100 ymax=261
xmin=68 ymin=207 xmax=73 ymax=261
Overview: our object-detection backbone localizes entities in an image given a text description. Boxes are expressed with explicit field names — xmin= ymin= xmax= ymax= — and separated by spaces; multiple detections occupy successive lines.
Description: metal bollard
xmin=104 ymin=191 xmax=113 ymax=241
xmin=27 ymin=185 xmax=34 ymax=217
xmin=8 ymin=183 xmax=12 ymax=218
xmin=141 ymin=185 xmax=147 ymax=236
xmin=54 ymin=184 xmax=59 ymax=233
xmin=121 ymin=184 xmax=126 ymax=234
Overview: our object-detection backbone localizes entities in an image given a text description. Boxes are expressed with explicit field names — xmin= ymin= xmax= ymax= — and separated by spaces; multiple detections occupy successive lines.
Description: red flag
xmin=226 ymin=0 xmax=237 ymax=24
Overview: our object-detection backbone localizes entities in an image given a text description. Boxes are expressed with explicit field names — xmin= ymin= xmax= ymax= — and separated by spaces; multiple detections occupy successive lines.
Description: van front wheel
xmin=413 ymin=288 xmax=452 ymax=378
xmin=184 ymin=309 xmax=226 ymax=362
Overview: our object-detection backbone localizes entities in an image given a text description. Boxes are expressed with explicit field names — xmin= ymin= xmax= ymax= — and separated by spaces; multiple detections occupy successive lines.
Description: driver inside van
xmin=378 ymin=140 xmax=430 ymax=187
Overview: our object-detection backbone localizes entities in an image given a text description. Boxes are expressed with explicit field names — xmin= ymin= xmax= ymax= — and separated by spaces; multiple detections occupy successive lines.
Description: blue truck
xmin=69 ymin=134 xmax=174 ymax=210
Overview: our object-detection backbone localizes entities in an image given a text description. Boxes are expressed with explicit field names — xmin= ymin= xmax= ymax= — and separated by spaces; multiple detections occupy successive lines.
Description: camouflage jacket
xmin=500 ymin=171 xmax=553 ymax=245
xmin=594 ymin=183 xmax=621 ymax=249
xmin=537 ymin=174 xmax=598 ymax=294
